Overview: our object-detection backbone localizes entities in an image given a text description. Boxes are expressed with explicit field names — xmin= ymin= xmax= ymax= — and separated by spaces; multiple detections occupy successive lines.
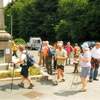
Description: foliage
xmin=5 ymin=0 xmax=100 ymax=42
xmin=29 ymin=66 xmax=41 ymax=76
xmin=14 ymin=38 xmax=26 ymax=45
xmin=0 ymin=66 xmax=41 ymax=79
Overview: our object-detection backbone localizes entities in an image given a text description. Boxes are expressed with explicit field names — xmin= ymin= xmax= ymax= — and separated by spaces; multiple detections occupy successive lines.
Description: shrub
xmin=29 ymin=66 xmax=41 ymax=76
xmin=0 ymin=67 xmax=41 ymax=79
xmin=14 ymin=38 xmax=26 ymax=45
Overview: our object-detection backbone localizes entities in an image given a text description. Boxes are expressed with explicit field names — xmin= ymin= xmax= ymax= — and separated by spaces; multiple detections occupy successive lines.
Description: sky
xmin=3 ymin=0 xmax=11 ymax=6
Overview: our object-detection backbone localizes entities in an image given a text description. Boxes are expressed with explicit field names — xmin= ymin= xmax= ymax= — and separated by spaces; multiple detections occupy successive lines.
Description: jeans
xmin=90 ymin=66 xmax=99 ymax=80
xmin=90 ymin=58 xmax=100 ymax=80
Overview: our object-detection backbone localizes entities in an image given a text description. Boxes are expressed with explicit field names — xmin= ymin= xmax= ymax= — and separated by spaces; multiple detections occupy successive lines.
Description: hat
xmin=57 ymin=42 xmax=63 ymax=47
xmin=81 ymin=43 xmax=89 ymax=50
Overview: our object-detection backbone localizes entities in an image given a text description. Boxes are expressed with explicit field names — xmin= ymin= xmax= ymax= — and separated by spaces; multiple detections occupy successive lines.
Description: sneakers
xmin=89 ymin=79 xmax=93 ymax=83
xmin=28 ymin=83 xmax=34 ymax=89
xmin=93 ymin=78 xmax=99 ymax=81
xmin=59 ymin=79 xmax=65 ymax=82
xmin=18 ymin=83 xmax=24 ymax=88
xmin=18 ymin=83 xmax=34 ymax=89
xmin=61 ymin=79 xmax=65 ymax=82
xmin=53 ymin=81 xmax=58 ymax=85
xmin=80 ymin=89 xmax=87 ymax=92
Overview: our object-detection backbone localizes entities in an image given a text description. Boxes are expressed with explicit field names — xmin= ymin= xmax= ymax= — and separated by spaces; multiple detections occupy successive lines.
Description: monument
xmin=0 ymin=0 xmax=12 ymax=68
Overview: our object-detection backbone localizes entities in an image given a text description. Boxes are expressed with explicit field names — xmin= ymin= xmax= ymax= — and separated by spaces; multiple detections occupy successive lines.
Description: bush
xmin=0 ymin=71 xmax=21 ymax=79
xmin=14 ymin=38 xmax=26 ymax=45
xmin=29 ymin=66 xmax=41 ymax=76
xmin=0 ymin=67 xmax=41 ymax=79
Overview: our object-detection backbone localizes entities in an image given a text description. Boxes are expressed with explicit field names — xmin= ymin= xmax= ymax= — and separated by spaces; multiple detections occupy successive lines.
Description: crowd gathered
xmin=11 ymin=40 xmax=100 ymax=92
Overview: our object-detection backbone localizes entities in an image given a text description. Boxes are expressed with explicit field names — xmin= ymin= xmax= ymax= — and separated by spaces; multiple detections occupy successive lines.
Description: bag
xmin=48 ymin=47 xmax=55 ymax=57
xmin=26 ymin=52 xmax=35 ymax=67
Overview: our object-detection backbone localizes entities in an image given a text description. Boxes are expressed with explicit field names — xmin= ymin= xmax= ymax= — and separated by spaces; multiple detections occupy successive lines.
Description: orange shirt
xmin=11 ymin=42 xmax=17 ymax=51
xmin=42 ymin=46 xmax=49 ymax=57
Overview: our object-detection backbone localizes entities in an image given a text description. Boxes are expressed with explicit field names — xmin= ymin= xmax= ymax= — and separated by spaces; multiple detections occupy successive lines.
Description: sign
xmin=5 ymin=48 xmax=10 ymax=54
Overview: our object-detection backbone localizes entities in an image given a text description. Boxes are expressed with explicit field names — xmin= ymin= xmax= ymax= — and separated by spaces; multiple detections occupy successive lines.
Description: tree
xmin=54 ymin=0 xmax=88 ymax=41
xmin=5 ymin=0 xmax=100 ymax=42
xmin=5 ymin=0 xmax=59 ymax=42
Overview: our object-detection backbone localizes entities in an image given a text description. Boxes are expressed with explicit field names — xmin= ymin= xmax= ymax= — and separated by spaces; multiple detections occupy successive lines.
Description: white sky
xmin=3 ymin=0 xmax=11 ymax=6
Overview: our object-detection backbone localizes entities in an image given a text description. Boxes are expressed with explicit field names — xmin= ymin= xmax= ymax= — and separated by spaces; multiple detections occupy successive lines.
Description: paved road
xmin=0 ymin=65 xmax=100 ymax=100
xmin=0 ymin=50 xmax=100 ymax=100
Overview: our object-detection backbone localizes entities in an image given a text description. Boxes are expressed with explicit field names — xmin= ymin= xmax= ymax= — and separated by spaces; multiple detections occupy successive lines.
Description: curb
xmin=0 ymin=74 xmax=47 ymax=81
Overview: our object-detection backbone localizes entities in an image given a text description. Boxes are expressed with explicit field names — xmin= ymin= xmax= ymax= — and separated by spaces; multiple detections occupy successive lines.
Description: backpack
xmin=48 ymin=47 xmax=55 ymax=57
xmin=26 ymin=52 xmax=35 ymax=67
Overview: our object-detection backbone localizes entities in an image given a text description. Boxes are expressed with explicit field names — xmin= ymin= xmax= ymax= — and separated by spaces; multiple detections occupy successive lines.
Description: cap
xmin=57 ymin=42 xmax=63 ymax=47
xmin=81 ymin=43 xmax=89 ymax=50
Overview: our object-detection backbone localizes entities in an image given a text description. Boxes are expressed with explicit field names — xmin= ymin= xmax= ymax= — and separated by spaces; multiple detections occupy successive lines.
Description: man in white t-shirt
xmin=17 ymin=45 xmax=34 ymax=89
xmin=89 ymin=42 xmax=100 ymax=82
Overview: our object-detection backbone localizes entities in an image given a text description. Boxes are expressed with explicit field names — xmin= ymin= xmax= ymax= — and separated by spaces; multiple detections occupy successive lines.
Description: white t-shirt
xmin=91 ymin=47 xmax=100 ymax=59
xmin=12 ymin=50 xmax=27 ymax=65
xmin=80 ymin=51 xmax=91 ymax=68
xmin=18 ymin=50 xmax=27 ymax=64
xmin=20 ymin=53 xmax=26 ymax=61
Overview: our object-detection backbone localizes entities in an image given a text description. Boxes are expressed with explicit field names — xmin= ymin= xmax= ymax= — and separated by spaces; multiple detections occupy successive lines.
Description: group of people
xmin=11 ymin=40 xmax=100 ymax=92
xmin=39 ymin=41 xmax=67 ymax=83
xmin=39 ymin=41 xmax=80 ymax=76
xmin=38 ymin=41 xmax=100 ymax=92
xmin=80 ymin=42 xmax=100 ymax=92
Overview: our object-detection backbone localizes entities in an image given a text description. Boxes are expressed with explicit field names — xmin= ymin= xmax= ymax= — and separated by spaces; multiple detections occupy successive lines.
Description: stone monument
xmin=0 ymin=0 xmax=12 ymax=68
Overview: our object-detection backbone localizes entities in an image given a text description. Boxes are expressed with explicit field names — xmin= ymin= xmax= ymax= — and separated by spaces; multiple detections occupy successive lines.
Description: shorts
xmin=57 ymin=65 xmax=64 ymax=71
xmin=80 ymin=67 xmax=90 ymax=78
xmin=20 ymin=65 xmax=29 ymax=78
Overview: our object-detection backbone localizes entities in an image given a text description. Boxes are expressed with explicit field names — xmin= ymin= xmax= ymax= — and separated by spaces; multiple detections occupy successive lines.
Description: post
xmin=0 ymin=0 xmax=12 ymax=65
xmin=0 ymin=0 xmax=5 ymax=30
xmin=11 ymin=15 xmax=13 ymax=37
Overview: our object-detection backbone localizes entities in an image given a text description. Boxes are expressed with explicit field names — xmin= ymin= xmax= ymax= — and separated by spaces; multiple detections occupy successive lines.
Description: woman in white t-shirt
xmin=80 ymin=43 xmax=91 ymax=92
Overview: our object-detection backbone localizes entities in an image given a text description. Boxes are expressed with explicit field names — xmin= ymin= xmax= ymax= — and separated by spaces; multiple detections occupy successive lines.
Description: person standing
xmin=11 ymin=40 xmax=18 ymax=57
xmin=73 ymin=43 xmax=81 ymax=57
xmin=73 ymin=55 xmax=80 ymax=73
xmin=89 ymin=42 xmax=100 ymax=82
xmin=73 ymin=43 xmax=81 ymax=73
xmin=52 ymin=42 xmax=57 ymax=70
xmin=80 ymin=43 xmax=91 ymax=92
xmin=41 ymin=41 xmax=49 ymax=67
xmin=64 ymin=42 xmax=73 ymax=64
xmin=46 ymin=45 xmax=54 ymax=75
xmin=54 ymin=41 xmax=67 ymax=84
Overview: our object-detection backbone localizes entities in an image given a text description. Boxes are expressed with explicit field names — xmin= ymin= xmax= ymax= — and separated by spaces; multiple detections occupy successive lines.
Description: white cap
xmin=81 ymin=43 xmax=89 ymax=50
xmin=57 ymin=41 xmax=63 ymax=47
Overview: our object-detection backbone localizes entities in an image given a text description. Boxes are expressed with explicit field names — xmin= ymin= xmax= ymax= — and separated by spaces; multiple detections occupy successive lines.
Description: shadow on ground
xmin=37 ymin=78 xmax=54 ymax=86
xmin=54 ymin=90 xmax=80 ymax=97
xmin=0 ymin=83 xmax=20 ymax=91
xmin=23 ymin=91 xmax=43 ymax=99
